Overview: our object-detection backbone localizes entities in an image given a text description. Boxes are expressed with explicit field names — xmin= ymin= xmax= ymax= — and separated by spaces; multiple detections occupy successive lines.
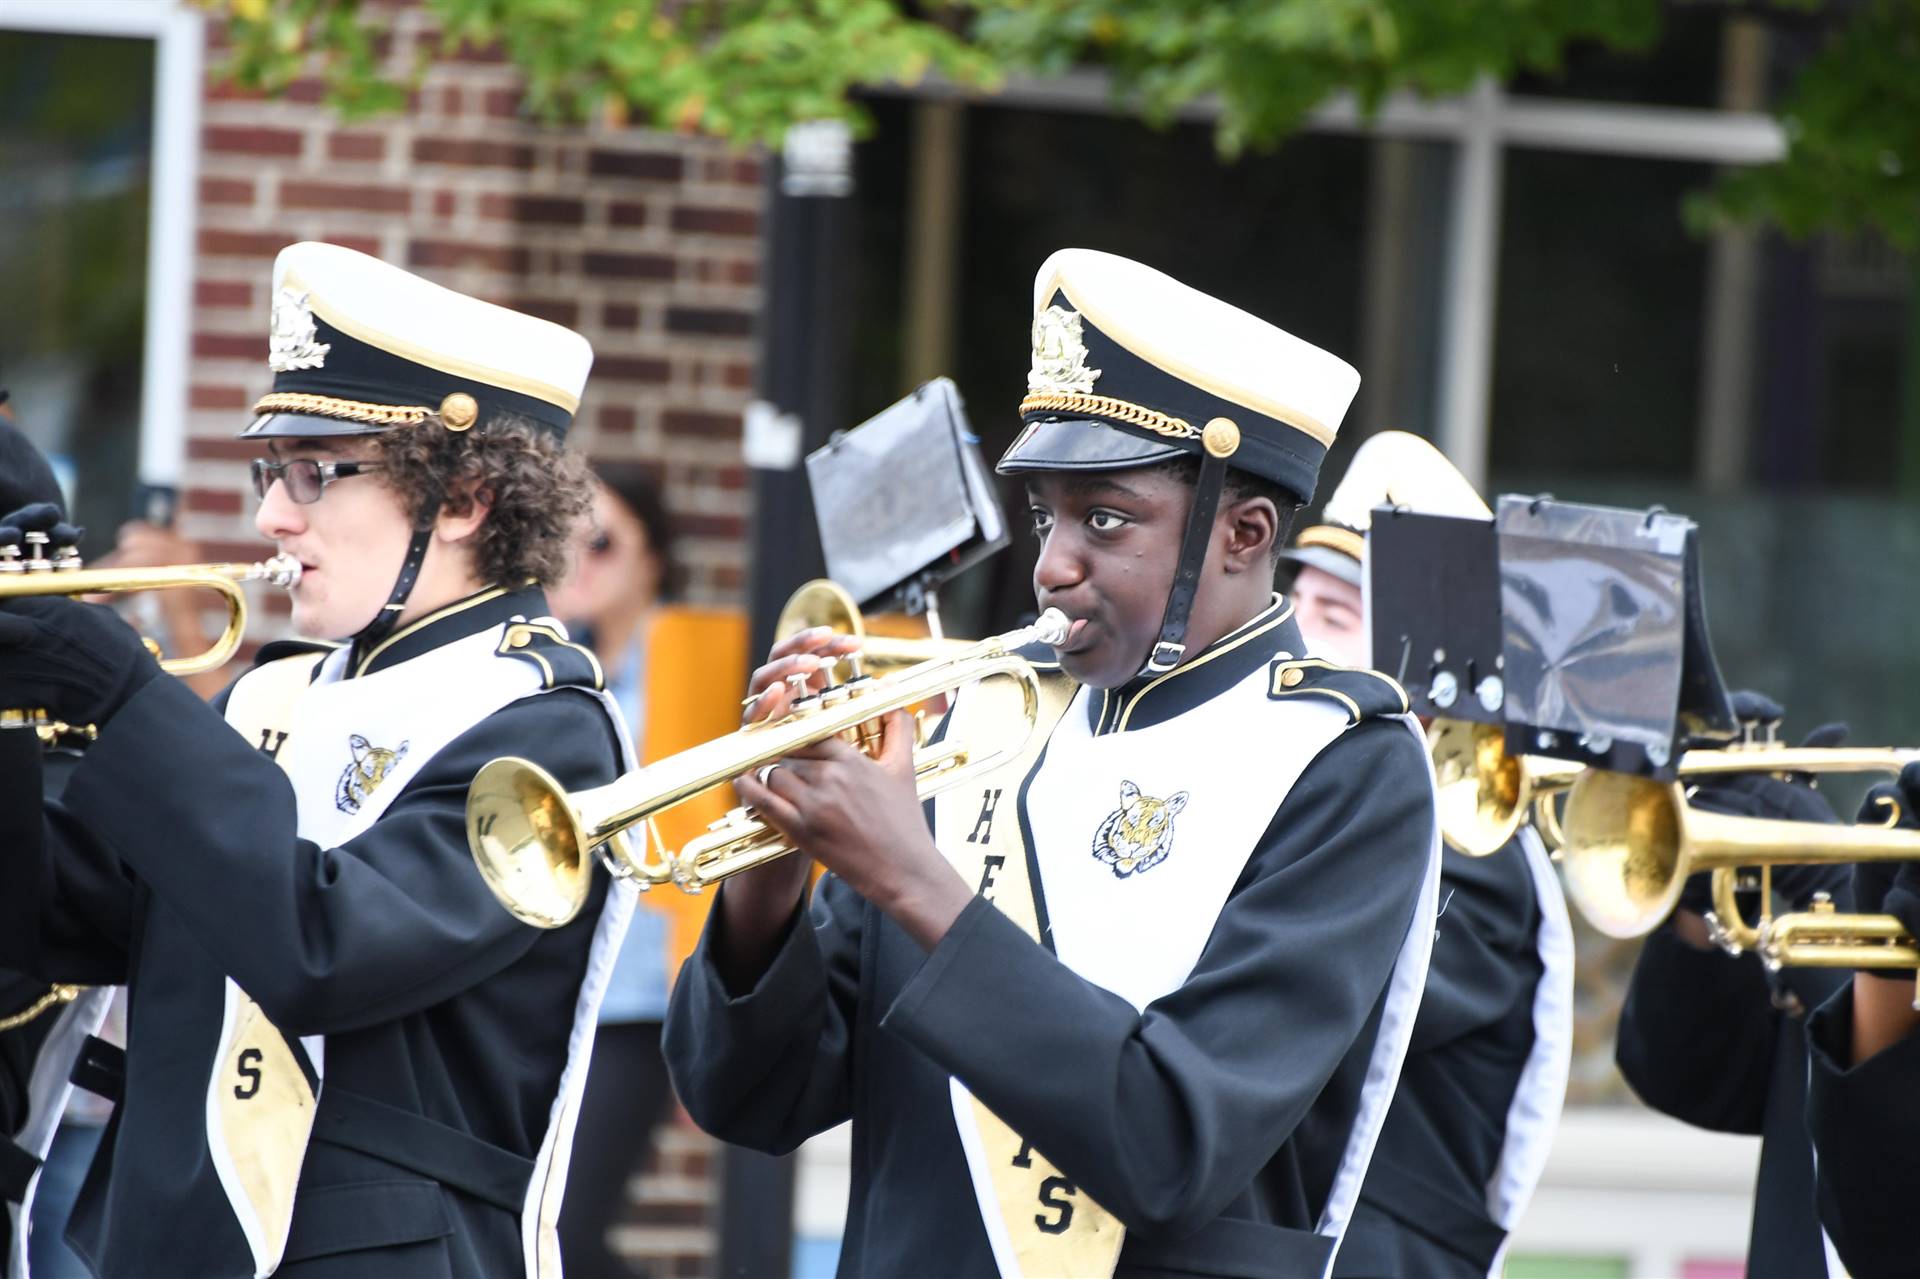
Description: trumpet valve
xmin=1811 ymin=891 xmax=1836 ymax=915
xmin=53 ymin=543 xmax=82 ymax=571
xmin=22 ymin=531 xmax=49 ymax=566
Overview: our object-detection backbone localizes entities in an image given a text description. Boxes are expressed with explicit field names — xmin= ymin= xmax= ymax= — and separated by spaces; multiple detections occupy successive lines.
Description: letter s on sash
xmin=234 ymin=1047 xmax=264 ymax=1100
xmin=1036 ymin=1176 xmax=1076 ymax=1234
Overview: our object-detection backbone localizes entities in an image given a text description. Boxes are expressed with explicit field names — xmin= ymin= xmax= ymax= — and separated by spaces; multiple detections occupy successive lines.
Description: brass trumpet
xmin=0 ymin=533 xmax=300 ymax=677
xmin=1558 ymin=763 xmax=1920 ymax=956
xmin=774 ymin=578 xmax=973 ymax=670
xmin=466 ymin=604 xmax=1071 ymax=928
xmin=1429 ymin=719 xmax=1584 ymax=857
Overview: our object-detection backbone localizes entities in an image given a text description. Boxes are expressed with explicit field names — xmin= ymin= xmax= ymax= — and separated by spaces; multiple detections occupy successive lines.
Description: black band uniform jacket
xmin=0 ymin=585 xmax=626 ymax=1278
xmin=1615 ymin=866 xmax=1851 ymax=1278
xmin=665 ymin=600 xmax=1440 ymax=1278
xmin=1803 ymin=977 xmax=1920 ymax=1279
xmin=1333 ymin=830 xmax=1571 ymax=1277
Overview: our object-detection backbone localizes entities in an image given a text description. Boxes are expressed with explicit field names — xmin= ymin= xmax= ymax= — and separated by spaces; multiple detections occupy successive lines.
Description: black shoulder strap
xmin=1268 ymin=658 xmax=1411 ymax=723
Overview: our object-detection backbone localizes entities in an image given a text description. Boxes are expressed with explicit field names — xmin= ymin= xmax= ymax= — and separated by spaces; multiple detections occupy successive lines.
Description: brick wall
xmin=184 ymin=4 xmax=762 ymax=626
xmin=181 ymin=8 xmax=752 ymax=1270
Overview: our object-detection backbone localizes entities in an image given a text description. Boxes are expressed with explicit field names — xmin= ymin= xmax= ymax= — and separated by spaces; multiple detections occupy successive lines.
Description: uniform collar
xmin=1086 ymin=594 xmax=1302 ymax=735
xmin=347 ymin=582 xmax=546 ymax=677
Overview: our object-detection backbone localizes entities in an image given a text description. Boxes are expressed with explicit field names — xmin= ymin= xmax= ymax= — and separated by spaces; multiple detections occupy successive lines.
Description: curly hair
xmin=372 ymin=413 xmax=593 ymax=587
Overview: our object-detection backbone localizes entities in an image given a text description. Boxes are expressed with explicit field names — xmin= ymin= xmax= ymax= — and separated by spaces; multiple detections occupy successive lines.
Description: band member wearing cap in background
xmin=666 ymin=248 xmax=1440 ymax=1277
xmin=1276 ymin=432 xmax=1575 ymax=1278
xmin=1611 ymin=691 xmax=1854 ymax=1278
xmin=0 ymin=242 xmax=632 ymax=1277
xmin=1792 ymin=763 xmax=1920 ymax=1279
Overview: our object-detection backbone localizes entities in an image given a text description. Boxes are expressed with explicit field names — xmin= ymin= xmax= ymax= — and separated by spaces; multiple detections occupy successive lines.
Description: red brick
xmin=719 ymin=361 xmax=754 ymax=389
xmin=445 ymin=38 xmax=509 ymax=65
xmin=670 ymin=206 xmax=758 ymax=237
xmin=193 ymin=333 xmax=260 ymax=360
xmin=197 ymin=227 xmax=285 ymax=259
xmin=725 ymin=260 xmax=759 ymax=287
xmin=662 ymin=409 xmax=741 ymax=439
xmin=184 ymin=487 xmax=243 ymax=516
xmin=407 ymin=240 xmax=531 ymax=273
xmin=190 ymin=384 xmax=250 ymax=410
xmin=599 ymin=405 xmax=636 ymax=434
xmin=583 ymin=251 xmax=674 ymax=281
xmin=434 ymin=191 xmax=456 ymax=219
xmin=188 ymin=440 xmax=267 ymax=462
xmin=202 ymin=537 xmax=281 ymax=562
xmin=506 ymin=298 xmax=579 ymax=326
xmin=479 ymin=194 xmax=586 ymax=227
xmin=595 ymin=356 xmax=671 ymax=384
xmin=200 ymin=176 xmax=255 ymax=206
xmin=727 ymin=157 xmax=764 ymax=186
xmin=440 ymin=86 xmax=464 ymax=116
xmin=587 ymin=150 xmax=684 ymax=182
xmin=601 ymin=302 xmax=639 ymax=330
xmin=281 ymin=180 xmax=412 ymax=214
xmin=327 ymin=132 xmax=386 ymax=162
xmin=196 ymin=280 xmax=251 ymax=308
xmin=675 ymin=512 xmax=745 ymax=538
xmin=204 ymin=125 xmax=303 ymax=157
xmin=710 ymin=564 xmax=745 ymax=591
xmin=609 ymin=200 xmax=649 ymax=229
xmin=483 ymin=87 xmax=523 ymax=119
xmin=412 ymin=137 xmax=534 ymax=170
xmin=666 ymin=306 xmax=752 ymax=338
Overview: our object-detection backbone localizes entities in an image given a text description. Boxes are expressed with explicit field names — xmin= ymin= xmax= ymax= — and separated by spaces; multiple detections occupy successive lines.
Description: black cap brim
xmin=1275 ymin=543 xmax=1362 ymax=588
xmin=240 ymin=411 xmax=390 ymax=441
xmin=995 ymin=417 xmax=1186 ymax=475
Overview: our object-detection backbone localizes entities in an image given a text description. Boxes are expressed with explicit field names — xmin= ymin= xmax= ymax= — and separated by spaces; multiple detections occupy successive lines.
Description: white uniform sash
xmin=6 ymin=988 xmax=113 ymax=1279
xmin=1482 ymin=827 xmax=1575 ymax=1276
xmin=936 ymin=660 xmax=1440 ymax=1279
xmin=216 ymin=620 xmax=635 ymax=1277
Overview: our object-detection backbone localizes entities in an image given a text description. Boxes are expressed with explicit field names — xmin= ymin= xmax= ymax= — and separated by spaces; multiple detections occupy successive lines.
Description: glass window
xmin=0 ymin=30 xmax=154 ymax=556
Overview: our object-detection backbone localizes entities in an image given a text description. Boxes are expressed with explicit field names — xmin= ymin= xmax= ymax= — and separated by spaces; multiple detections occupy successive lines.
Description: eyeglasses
xmin=250 ymin=458 xmax=382 ymax=504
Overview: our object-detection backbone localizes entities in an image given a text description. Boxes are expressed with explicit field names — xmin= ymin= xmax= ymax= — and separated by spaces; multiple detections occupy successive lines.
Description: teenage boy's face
xmin=1025 ymin=467 xmax=1193 ymax=689
xmin=253 ymin=437 xmax=413 ymax=641
xmin=1290 ymin=564 xmax=1367 ymax=666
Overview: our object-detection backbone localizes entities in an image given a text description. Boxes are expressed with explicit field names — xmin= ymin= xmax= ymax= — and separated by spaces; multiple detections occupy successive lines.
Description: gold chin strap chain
xmin=0 ymin=984 xmax=84 ymax=1033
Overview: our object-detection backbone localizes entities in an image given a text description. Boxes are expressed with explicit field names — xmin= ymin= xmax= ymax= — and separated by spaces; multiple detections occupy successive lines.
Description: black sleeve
xmin=1804 ymin=984 xmax=1920 ymax=1279
xmin=50 ymin=674 xmax=622 ymax=1037
xmin=1614 ymin=923 xmax=1779 ymax=1134
xmin=0 ymin=723 xmax=134 ymax=986
xmin=1408 ymin=843 xmax=1541 ymax=1053
xmin=661 ymin=871 xmax=866 ymax=1155
xmin=882 ymin=718 xmax=1434 ymax=1238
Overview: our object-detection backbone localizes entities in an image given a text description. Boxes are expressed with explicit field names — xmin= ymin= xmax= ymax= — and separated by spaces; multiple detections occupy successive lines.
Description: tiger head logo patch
xmin=1091 ymin=780 xmax=1189 ymax=879
xmin=335 ymin=734 xmax=410 ymax=814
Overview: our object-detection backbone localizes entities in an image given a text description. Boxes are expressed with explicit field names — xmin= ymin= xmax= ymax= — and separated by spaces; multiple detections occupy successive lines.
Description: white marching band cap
xmin=995 ymin=248 xmax=1360 ymax=505
xmin=242 ymin=241 xmax=594 ymax=440
xmin=1279 ymin=430 xmax=1490 ymax=586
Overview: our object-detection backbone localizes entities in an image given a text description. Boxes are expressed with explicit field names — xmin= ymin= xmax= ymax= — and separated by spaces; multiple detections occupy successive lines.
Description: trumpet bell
xmin=1431 ymin=720 xmax=1524 ymax=858
xmin=1559 ymin=769 xmax=1685 ymax=938
xmin=468 ymin=756 xmax=591 ymax=929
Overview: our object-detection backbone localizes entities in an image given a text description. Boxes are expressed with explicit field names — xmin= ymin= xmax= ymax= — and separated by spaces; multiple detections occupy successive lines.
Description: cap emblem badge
xmin=268 ymin=288 xmax=332 ymax=373
xmin=1028 ymin=305 xmax=1101 ymax=396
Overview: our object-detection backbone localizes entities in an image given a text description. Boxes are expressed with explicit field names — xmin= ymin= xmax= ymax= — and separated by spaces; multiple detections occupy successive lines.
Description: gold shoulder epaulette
xmin=1268 ymin=658 xmax=1410 ymax=724
xmin=497 ymin=621 xmax=605 ymax=691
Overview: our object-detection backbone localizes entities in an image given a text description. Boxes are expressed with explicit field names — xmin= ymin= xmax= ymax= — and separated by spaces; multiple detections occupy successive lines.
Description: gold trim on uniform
xmin=286 ymin=268 xmax=583 ymax=414
xmin=1038 ymin=274 xmax=1338 ymax=447
xmin=251 ymin=392 xmax=432 ymax=429
xmin=1294 ymin=524 xmax=1365 ymax=564
xmin=351 ymin=586 xmax=512 ymax=677
xmin=1202 ymin=417 xmax=1240 ymax=458
xmin=439 ymin=392 xmax=479 ymax=432
xmin=1018 ymin=392 xmax=1196 ymax=443
xmin=1113 ymin=597 xmax=1295 ymax=734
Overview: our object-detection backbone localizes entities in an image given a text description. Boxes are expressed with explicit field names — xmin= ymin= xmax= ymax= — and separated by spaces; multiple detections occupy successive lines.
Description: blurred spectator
xmin=550 ymin=461 xmax=681 ymax=1279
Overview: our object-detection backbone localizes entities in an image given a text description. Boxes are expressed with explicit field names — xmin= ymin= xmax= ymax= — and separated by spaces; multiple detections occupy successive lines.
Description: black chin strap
xmin=353 ymin=495 xmax=442 ymax=653
xmin=1143 ymin=450 xmax=1231 ymax=675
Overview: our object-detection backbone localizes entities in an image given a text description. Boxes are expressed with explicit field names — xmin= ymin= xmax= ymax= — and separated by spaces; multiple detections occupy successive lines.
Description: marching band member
xmin=1612 ymin=691 xmax=1852 ymax=1277
xmin=665 ymin=249 xmax=1441 ymax=1277
xmin=1277 ymin=432 xmax=1575 ymax=1279
xmin=0 ymin=242 xmax=632 ymax=1277
xmin=1800 ymin=762 xmax=1920 ymax=1279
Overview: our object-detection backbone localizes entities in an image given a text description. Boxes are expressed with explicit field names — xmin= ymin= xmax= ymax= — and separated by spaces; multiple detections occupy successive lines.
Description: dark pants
xmin=559 ymin=1021 xmax=674 ymax=1279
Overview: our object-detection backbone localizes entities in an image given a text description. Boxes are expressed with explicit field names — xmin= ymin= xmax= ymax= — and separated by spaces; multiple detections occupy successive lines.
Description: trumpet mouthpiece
xmin=1030 ymin=608 xmax=1071 ymax=648
xmin=259 ymin=554 xmax=303 ymax=589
